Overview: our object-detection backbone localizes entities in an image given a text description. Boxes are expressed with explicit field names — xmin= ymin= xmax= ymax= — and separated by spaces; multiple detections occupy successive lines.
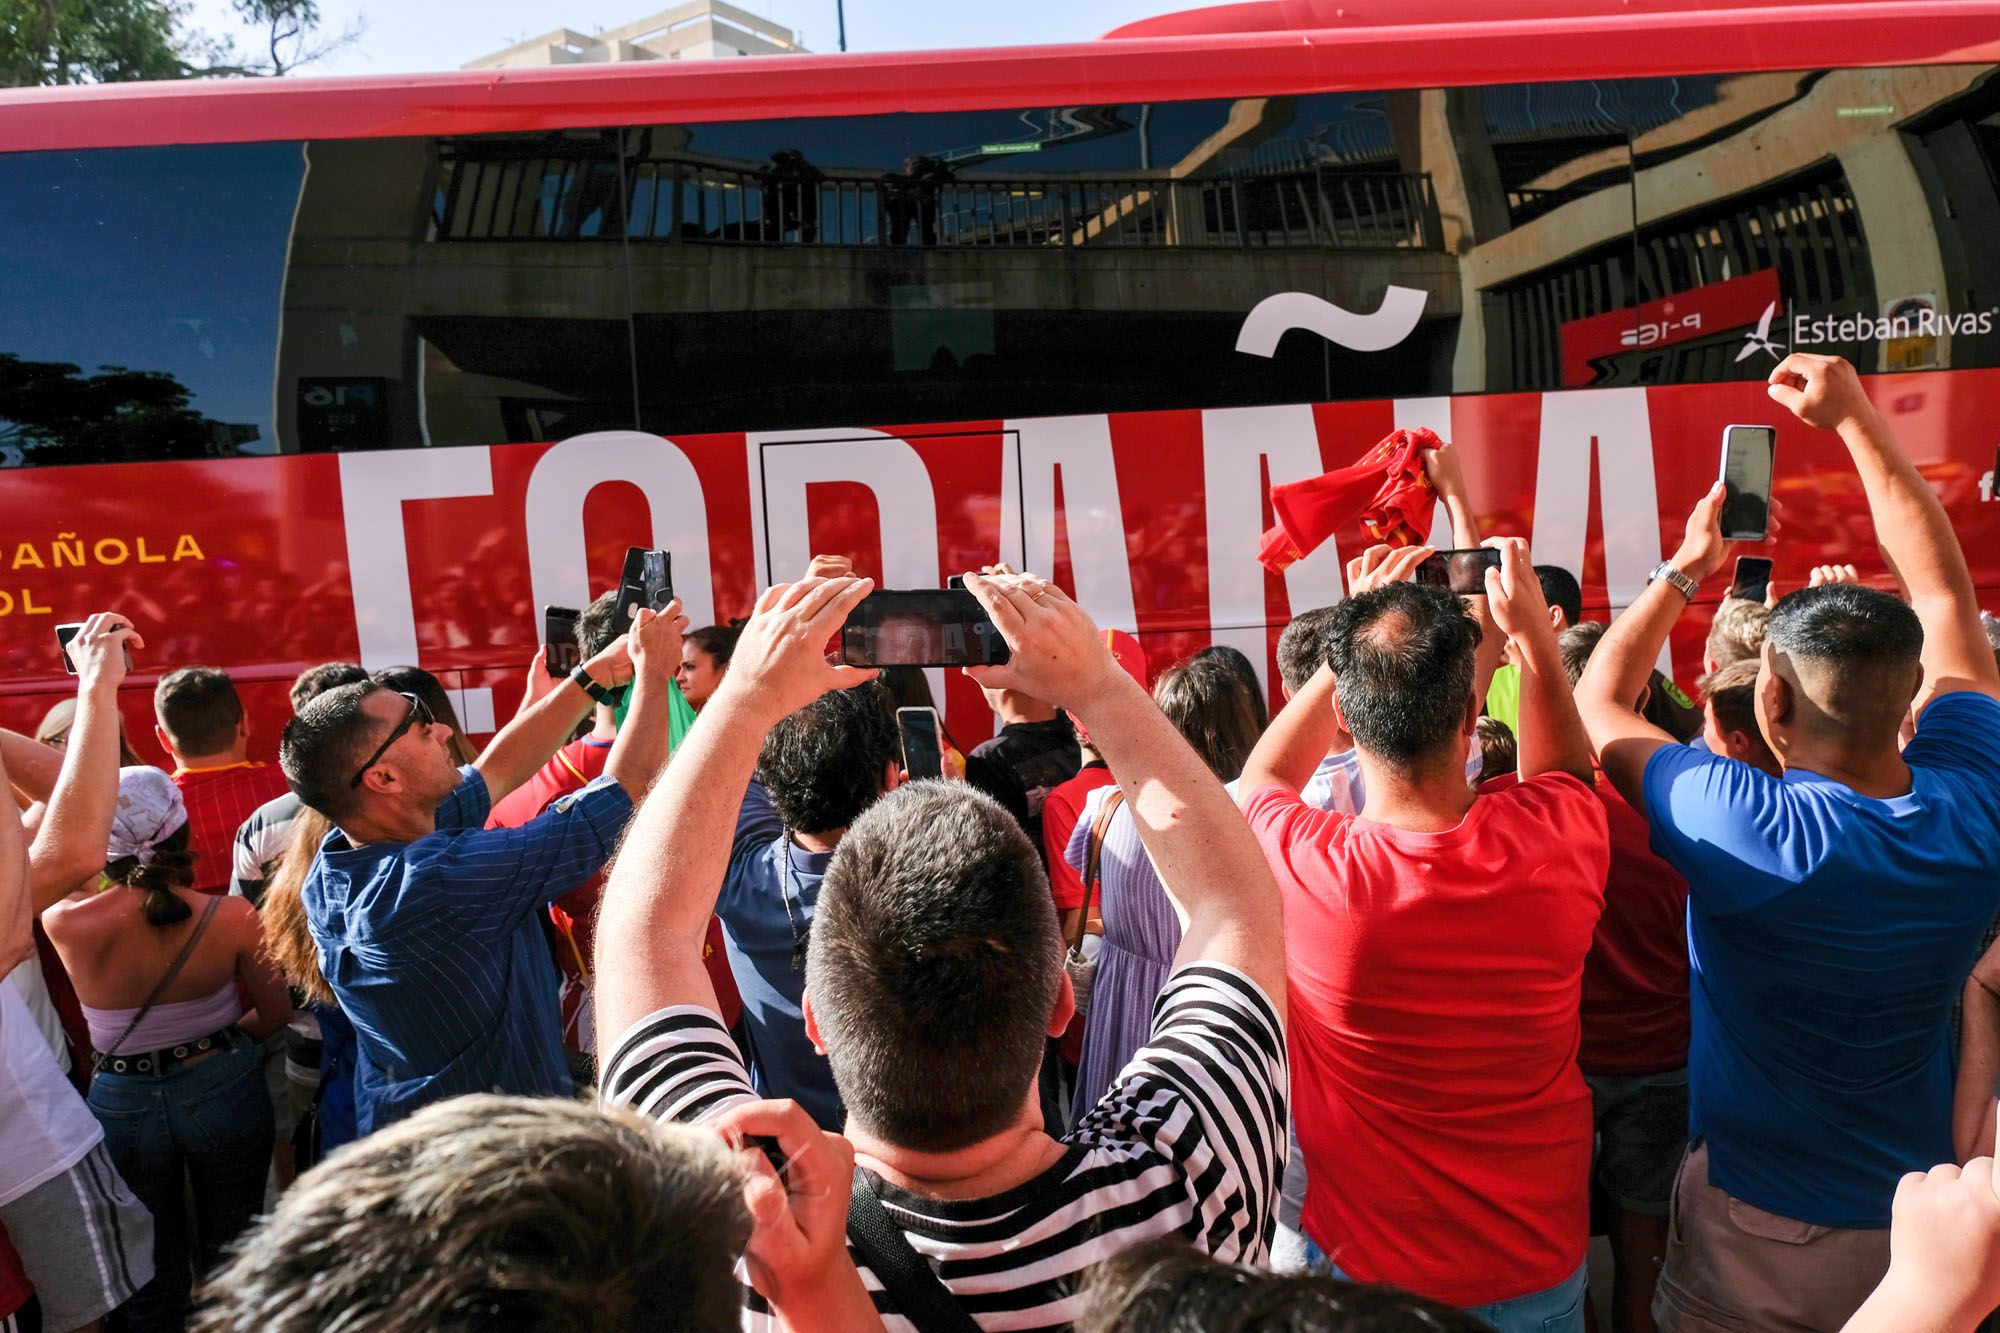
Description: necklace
xmin=779 ymin=833 xmax=809 ymax=973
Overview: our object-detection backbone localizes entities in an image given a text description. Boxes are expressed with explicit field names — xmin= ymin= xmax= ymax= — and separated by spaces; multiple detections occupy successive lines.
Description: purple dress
xmin=1064 ymin=783 xmax=1184 ymax=1128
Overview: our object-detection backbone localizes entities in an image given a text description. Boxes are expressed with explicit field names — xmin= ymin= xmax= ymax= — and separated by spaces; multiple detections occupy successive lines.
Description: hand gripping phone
xmin=1718 ymin=425 xmax=1776 ymax=541
xmin=840 ymin=589 xmax=1010 ymax=667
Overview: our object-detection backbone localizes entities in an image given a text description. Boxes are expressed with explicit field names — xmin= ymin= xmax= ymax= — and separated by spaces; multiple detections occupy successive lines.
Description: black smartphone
xmin=1414 ymin=548 xmax=1502 ymax=595
xmin=543 ymin=606 xmax=581 ymax=678
xmin=1719 ymin=424 xmax=1776 ymax=541
xmin=898 ymin=706 xmax=945 ymax=780
xmin=1731 ymin=556 xmax=1773 ymax=604
xmin=840 ymin=589 xmax=1011 ymax=667
xmin=611 ymin=547 xmax=673 ymax=637
xmin=55 ymin=621 xmax=136 ymax=676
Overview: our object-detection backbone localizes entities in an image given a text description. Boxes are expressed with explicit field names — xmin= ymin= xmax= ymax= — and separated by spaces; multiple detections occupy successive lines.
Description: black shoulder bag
xmin=845 ymin=1170 xmax=981 ymax=1333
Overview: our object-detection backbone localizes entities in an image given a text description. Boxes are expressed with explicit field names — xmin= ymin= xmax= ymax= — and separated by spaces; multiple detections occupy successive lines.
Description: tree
xmin=0 ymin=354 xmax=249 ymax=465
xmin=0 ymin=0 xmax=364 ymax=87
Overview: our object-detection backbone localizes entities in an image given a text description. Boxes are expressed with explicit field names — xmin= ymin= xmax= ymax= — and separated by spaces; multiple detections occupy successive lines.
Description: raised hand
xmin=628 ymin=600 xmax=690 ymax=682
xmin=723 ymin=577 xmax=878 ymax=722
xmin=1767 ymin=352 xmax=1881 ymax=435
xmin=67 ymin=612 xmax=142 ymax=693
xmin=962 ymin=572 xmax=1122 ymax=714
xmin=1809 ymin=563 xmax=1861 ymax=589
xmin=1670 ymin=481 xmax=1734 ymax=583
xmin=1421 ymin=440 xmax=1466 ymax=501
xmin=707 ymin=1099 xmax=870 ymax=1321
xmin=1480 ymin=537 xmax=1552 ymax=642
xmin=1345 ymin=544 xmax=1433 ymax=597
xmin=804 ymin=554 xmax=852 ymax=581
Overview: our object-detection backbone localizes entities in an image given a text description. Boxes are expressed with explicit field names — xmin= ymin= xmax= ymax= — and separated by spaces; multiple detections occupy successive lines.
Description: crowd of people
xmin=2 ymin=351 xmax=1999 ymax=1332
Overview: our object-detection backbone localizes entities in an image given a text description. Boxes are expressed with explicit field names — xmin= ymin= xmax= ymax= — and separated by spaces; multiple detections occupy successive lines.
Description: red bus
xmin=3 ymin=0 xmax=1999 ymax=759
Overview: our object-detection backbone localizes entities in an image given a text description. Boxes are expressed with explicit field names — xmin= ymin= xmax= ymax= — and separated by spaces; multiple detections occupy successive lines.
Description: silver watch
xmin=1648 ymin=561 xmax=1699 ymax=600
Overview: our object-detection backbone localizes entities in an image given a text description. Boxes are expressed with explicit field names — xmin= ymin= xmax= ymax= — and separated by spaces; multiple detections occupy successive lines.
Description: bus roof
xmin=1100 ymin=0 xmax=1949 ymax=39
xmin=2 ymin=1 xmax=1996 ymax=154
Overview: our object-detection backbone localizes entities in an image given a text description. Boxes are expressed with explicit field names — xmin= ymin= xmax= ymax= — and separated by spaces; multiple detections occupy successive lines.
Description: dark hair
xmin=290 ymin=662 xmax=369 ymax=715
xmin=1077 ymin=1240 xmax=1494 ymax=1333
xmin=808 ymin=781 xmax=1059 ymax=1151
xmin=1327 ymin=583 xmax=1480 ymax=768
xmin=1276 ymin=607 xmax=1339 ymax=695
xmin=104 ymin=822 xmax=197 ymax=926
xmin=1536 ymin=564 xmax=1584 ymax=628
xmin=1188 ymin=644 xmax=1268 ymax=732
xmin=281 ymin=682 xmax=385 ymax=821
xmin=1765 ymin=584 xmax=1923 ymax=735
xmin=1557 ymin=620 xmax=1609 ymax=688
xmin=1154 ymin=658 xmax=1262 ymax=783
xmin=756 ymin=681 xmax=898 ymax=836
xmin=191 ymin=1096 xmax=749 ymax=1333
xmin=1699 ymin=658 xmax=1762 ymax=740
xmin=371 ymin=666 xmax=477 ymax=766
xmin=576 ymin=589 xmax=622 ymax=661
xmin=684 ymin=625 xmax=741 ymax=670
xmin=154 ymin=666 xmax=244 ymax=757
xmin=1474 ymin=715 xmax=1516 ymax=784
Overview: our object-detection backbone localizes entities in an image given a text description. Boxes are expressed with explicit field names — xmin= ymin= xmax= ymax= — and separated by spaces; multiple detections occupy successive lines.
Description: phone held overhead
xmin=612 ymin=547 xmax=674 ymax=636
xmin=1414 ymin=549 xmax=1503 ymax=596
xmin=897 ymin=706 xmax=945 ymax=781
xmin=55 ymin=621 xmax=132 ymax=676
xmin=841 ymin=588 xmax=1010 ymax=668
xmin=543 ymin=606 xmax=581 ymax=678
xmin=1731 ymin=556 xmax=1773 ymax=604
xmin=1719 ymin=424 xmax=1776 ymax=541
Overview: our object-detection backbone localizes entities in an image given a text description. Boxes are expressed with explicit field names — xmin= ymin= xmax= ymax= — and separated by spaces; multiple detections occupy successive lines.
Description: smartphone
xmin=611 ymin=547 xmax=673 ymax=637
xmin=55 ymin=622 xmax=133 ymax=676
xmin=898 ymin=706 xmax=945 ymax=780
xmin=543 ymin=606 xmax=581 ymax=678
xmin=840 ymin=589 xmax=1011 ymax=667
xmin=1731 ymin=556 xmax=1773 ymax=604
xmin=1414 ymin=548 xmax=1503 ymax=595
xmin=1719 ymin=425 xmax=1776 ymax=541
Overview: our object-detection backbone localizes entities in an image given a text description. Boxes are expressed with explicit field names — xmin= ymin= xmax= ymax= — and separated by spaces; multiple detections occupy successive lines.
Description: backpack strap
xmin=846 ymin=1170 xmax=982 ymax=1333
xmin=1070 ymin=788 xmax=1125 ymax=956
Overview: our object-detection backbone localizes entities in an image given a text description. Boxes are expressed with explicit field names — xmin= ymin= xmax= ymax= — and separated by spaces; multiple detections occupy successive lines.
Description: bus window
xmin=0 ymin=142 xmax=303 ymax=468
xmin=1624 ymin=64 xmax=2000 ymax=386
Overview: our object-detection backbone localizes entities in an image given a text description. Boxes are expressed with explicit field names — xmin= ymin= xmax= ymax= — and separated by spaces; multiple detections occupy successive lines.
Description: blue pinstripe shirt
xmin=303 ymin=766 xmax=633 ymax=1135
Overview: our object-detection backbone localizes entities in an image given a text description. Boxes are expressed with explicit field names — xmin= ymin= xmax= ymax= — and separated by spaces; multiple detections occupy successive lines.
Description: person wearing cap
xmin=43 ymin=767 xmax=292 ymax=1331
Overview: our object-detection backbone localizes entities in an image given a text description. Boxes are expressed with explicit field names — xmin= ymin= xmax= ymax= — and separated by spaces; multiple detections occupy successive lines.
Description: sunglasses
xmin=348 ymin=691 xmax=435 ymax=789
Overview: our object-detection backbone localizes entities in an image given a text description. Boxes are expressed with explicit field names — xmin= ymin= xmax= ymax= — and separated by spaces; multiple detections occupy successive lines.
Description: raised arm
xmin=0 ymin=728 xmax=65 ymax=806
xmin=601 ymin=602 xmax=686 ymax=801
xmin=593 ymin=577 xmax=877 ymax=1048
xmin=968 ymin=572 xmax=1286 ymax=1018
xmin=475 ymin=629 xmax=635 ymax=804
xmin=1424 ymin=438 xmax=1481 ymax=551
xmin=1239 ymin=544 xmax=1430 ymax=798
xmin=1484 ymin=537 xmax=1592 ymax=783
xmin=0 ymin=751 xmax=28 ymax=981
xmin=1577 ymin=485 xmax=1733 ymax=811
xmin=1766 ymin=353 xmax=2000 ymax=716
xmin=32 ymin=613 xmax=142 ymax=912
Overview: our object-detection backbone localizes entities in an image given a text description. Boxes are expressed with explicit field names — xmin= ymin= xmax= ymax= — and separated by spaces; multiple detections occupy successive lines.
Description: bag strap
xmin=846 ymin=1170 xmax=982 ymax=1333
xmin=102 ymin=892 xmax=222 ymax=1058
xmin=1070 ymin=788 xmax=1126 ymax=956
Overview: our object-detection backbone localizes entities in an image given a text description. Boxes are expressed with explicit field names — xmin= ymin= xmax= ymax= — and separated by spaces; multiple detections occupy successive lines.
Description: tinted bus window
xmin=1623 ymin=64 xmax=2000 ymax=385
xmin=0 ymin=143 xmax=303 ymax=467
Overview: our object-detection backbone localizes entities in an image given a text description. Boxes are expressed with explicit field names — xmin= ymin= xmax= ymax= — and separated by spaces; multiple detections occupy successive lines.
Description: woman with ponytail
xmin=44 ymin=768 xmax=291 ymax=1331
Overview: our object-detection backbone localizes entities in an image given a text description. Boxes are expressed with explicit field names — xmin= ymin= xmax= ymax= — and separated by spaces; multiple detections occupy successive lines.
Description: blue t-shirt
xmin=304 ymin=767 xmax=633 ymax=1134
xmin=718 ymin=781 xmax=844 ymax=1130
xmin=1642 ymin=691 xmax=2000 ymax=1226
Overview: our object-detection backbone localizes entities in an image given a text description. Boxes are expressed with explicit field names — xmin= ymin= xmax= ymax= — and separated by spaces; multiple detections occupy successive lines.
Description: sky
xmin=181 ymin=0 xmax=1182 ymax=78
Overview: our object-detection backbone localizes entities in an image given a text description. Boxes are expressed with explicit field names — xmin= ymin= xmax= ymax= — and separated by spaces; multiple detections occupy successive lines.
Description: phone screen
xmin=612 ymin=547 xmax=673 ymax=636
xmin=897 ymin=707 xmax=944 ymax=780
xmin=1414 ymin=548 xmax=1502 ymax=595
xmin=1731 ymin=557 xmax=1773 ymax=604
xmin=544 ymin=606 xmax=581 ymax=678
xmin=1719 ymin=425 xmax=1776 ymax=540
xmin=840 ymin=590 xmax=1011 ymax=667
xmin=54 ymin=621 xmax=133 ymax=676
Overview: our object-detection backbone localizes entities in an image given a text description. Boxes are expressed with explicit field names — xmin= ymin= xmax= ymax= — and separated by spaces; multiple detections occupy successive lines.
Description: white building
xmin=464 ymin=0 xmax=807 ymax=68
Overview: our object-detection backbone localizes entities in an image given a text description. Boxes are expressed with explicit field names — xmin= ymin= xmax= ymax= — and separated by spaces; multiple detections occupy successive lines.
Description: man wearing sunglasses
xmin=279 ymin=602 xmax=687 ymax=1136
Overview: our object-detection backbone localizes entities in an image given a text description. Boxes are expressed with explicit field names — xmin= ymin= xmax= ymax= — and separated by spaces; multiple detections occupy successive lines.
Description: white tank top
xmin=0 ymin=980 xmax=102 ymax=1207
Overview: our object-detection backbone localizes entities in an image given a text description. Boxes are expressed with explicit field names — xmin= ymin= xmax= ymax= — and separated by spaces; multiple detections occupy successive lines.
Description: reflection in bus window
xmin=0 ymin=143 xmax=303 ymax=467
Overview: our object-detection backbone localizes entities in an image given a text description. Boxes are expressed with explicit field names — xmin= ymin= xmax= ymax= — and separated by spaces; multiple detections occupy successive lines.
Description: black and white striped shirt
xmin=600 ymin=963 xmax=1287 ymax=1332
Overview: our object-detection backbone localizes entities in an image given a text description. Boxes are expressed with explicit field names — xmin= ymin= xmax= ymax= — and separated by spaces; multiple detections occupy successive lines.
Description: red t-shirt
xmin=176 ymin=761 xmax=292 ymax=894
xmin=486 ymin=740 xmax=742 ymax=1031
xmin=1041 ymin=763 xmax=1117 ymax=912
xmin=1244 ymin=775 xmax=1608 ymax=1307
xmin=0 ymin=1222 xmax=31 ymax=1321
xmin=1485 ymin=769 xmax=1690 ymax=1076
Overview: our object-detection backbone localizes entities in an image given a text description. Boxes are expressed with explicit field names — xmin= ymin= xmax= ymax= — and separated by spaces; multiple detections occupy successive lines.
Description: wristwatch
xmin=568 ymin=664 xmax=617 ymax=705
xmin=1648 ymin=561 xmax=1700 ymax=600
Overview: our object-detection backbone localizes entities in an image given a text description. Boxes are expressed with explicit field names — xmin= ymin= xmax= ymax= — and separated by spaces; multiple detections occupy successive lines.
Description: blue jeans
xmin=1305 ymin=1237 xmax=1588 ymax=1333
xmin=88 ymin=1031 xmax=274 ymax=1332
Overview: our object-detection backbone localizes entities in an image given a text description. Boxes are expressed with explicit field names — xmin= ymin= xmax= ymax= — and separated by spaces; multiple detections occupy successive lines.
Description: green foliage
xmin=0 ymin=354 xmax=247 ymax=464
xmin=0 ymin=0 xmax=363 ymax=86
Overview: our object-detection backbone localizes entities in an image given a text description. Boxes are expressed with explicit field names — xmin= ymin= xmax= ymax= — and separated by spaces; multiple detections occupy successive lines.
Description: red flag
xmin=1257 ymin=427 xmax=1440 ymax=574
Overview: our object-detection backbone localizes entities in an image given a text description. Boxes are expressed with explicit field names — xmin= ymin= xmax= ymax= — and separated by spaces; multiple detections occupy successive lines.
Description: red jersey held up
xmin=175 ymin=761 xmax=290 ymax=894
xmin=1244 ymin=774 xmax=1609 ymax=1308
xmin=1485 ymin=768 xmax=1690 ymax=1076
